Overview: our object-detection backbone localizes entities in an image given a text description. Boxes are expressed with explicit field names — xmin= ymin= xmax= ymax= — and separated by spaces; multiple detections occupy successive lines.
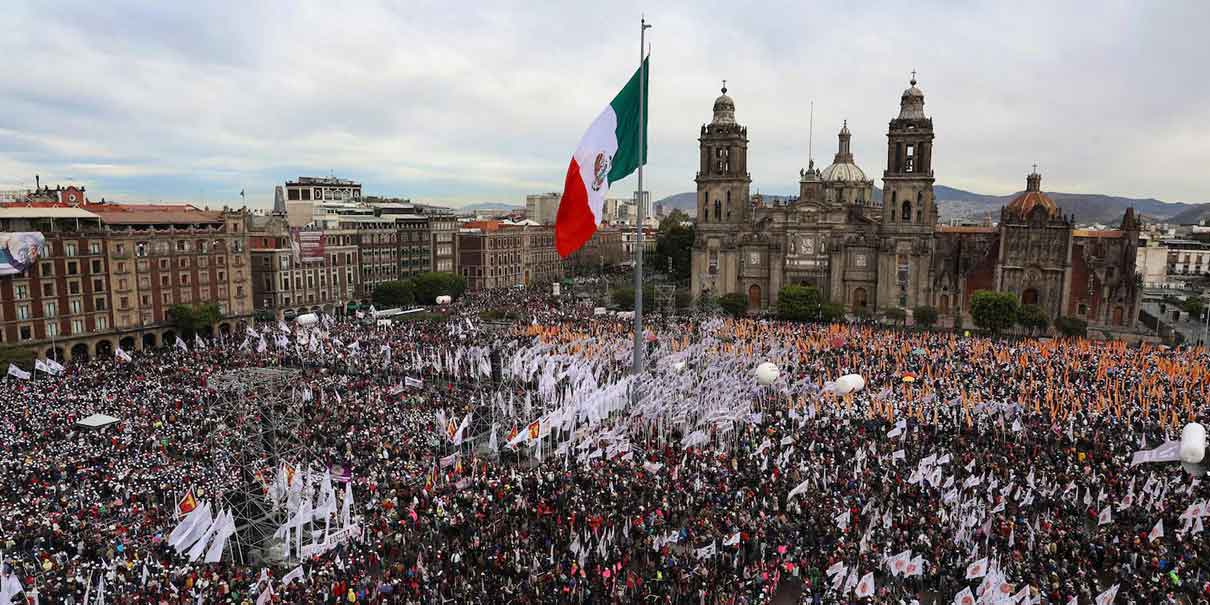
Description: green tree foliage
xmin=820 ymin=303 xmax=847 ymax=323
xmin=1054 ymin=316 xmax=1088 ymax=338
xmin=372 ymin=280 xmax=416 ymax=308
xmin=718 ymin=293 xmax=748 ymax=318
xmin=970 ymin=290 xmax=1019 ymax=334
xmin=411 ymin=272 xmax=466 ymax=304
xmin=651 ymin=222 xmax=695 ymax=284
xmin=1017 ymin=304 xmax=1050 ymax=335
xmin=610 ymin=286 xmax=656 ymax=311
xmin=776 ymin=285 xmax=823 ymax=321
xmin=883 ymin=308 xmax=907 ymax=325
xmin=0 ymin=345 xmax=34 ymax=370
xmin=912 ymin=305 xmax=939 ymax=328
xmin=1182 ymin=296 xmax=1205 ymax=318
xmin=168 ymin=303 xmax=222 ymax=337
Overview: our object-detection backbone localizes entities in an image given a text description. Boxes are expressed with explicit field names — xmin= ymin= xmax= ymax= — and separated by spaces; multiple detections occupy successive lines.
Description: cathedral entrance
xmin=1112 ymin=306 xmax=1124 ymax=325
xmin=1022 ymin=288 xmax=1039 ymax=306
xmin=748 ymin=284 xmax=762 ymax=309
xmin=939 ymin=294 xmax=950 ymax=314
xmin=851 ymin=287 xmax=868 ymax=311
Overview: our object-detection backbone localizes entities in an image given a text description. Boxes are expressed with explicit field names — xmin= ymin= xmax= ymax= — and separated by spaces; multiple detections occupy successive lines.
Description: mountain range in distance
xmin=655 ymin=186 xmax=1210 ymax=226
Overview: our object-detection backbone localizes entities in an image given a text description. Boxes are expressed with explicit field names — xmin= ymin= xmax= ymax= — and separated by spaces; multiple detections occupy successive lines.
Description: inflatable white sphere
xmin=436 ymin=295 xmax=452 ymax=305
xmin=1180 ymin=422 xmax=1206 ymax=464
xmin=835 ymin=374 xmax=866 ymax=395
xmin=295 ymin=313 xmax=319 ymax=326
xmin=755 ymin=362 xmax=780 ymax=386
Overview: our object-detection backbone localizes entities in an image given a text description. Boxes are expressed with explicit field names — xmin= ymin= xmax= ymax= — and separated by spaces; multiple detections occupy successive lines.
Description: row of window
xmin=6 ymin=316 xmax=110 ymax=342
xmin=121 ymin=238 xmax=243 ymax=257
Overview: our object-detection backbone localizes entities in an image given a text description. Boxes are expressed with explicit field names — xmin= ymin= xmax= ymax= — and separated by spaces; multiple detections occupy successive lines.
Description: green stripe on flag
xmin=606 ymin=57 xmax=649 ymax=184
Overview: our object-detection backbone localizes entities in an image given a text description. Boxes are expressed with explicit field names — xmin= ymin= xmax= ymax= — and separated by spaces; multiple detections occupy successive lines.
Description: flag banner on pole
xmin=555 ymin=58 xmax=648 ymax=257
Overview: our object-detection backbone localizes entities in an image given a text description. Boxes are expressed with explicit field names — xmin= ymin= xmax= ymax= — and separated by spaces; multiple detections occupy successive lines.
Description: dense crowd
xmin=1 ymin=289 xmax=1207 ymax=605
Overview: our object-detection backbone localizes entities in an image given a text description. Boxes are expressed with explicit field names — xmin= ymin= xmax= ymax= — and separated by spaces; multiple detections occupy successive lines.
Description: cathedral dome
xmin=898 ymin=75 xmax=927 ymax=120
xmin=820 ymin=161 xmax=868 ymax=183
xmin=712 ymin=83 xmax=736 ymax=125
xmin=1005 ymin=169 xmax=1059 ymax=219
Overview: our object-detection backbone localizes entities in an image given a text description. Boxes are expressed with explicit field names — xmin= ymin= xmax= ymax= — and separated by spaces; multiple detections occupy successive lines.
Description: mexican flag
xmin=556 ymin=58 xmax=649 ymax=257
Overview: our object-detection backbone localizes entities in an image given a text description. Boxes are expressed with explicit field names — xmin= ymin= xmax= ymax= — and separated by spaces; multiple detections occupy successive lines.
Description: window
xmin=94 ymin=296 xmax=107 ymax=311
xmin=39 ymin=261 xmax=54 ymax=277
xmin=901 ymin=200 xmax=912 ymax=222
xmin=65 ymin=242 xmax=77 ymax=256
xmin=115 ymin=243 xmax=126 ymax=256
xmin=16 ymin=304 xmax=30 ymax=321
xmin=119 ymin=278 xmax=128 ymax=290
xmin=119 ymin=296 xmax=129 ymax=310
xmin=288 ymin=188 xmax=300 ymax=201
xmin=89 ymin=241 xmax=102 ymax=255
xmin=42 ymin=282 xmax=55 ymax=297
xmin=44 ymin=301 xmax=57 ymax=317
xmin=905 ymin=144 xmax=915 ymax=172
xmin=19 ymin=326 xmax=31 ymax=341
xmin=15 ymin=284 xmax=28 ymax=299
xmin=162 ymin=292 xmax=172 ymax=305
xmin=92 ymin=278 xmax=105 ymax=292
xmin=897 ymin=254 xmax=909 ymax=287
xmin=68 ymin=281 xmax=80 ymax=295
xmin=45 ymin=321 xmax=59 ymax=337
xmin=71 ymin=319 xmax=85 ymax=334
xmin=69 ymin=299 xmax=82 ymax=314
xmin=136 ymin=242 xmax=147 ymax=257
xmin=159 ymin=259 xmax=169 ymax=271
xmin=160 ymin=275 xmax=169 ymax=287
xmin=140 ymin=294 xmax=150 ymax=308
xmin=91 ymin=259 xmax=102 ymax=273
xmin=180 ymin=272 xmax=190 ymax=285
xmin=95 ymin=316 xmax=108 ymax=331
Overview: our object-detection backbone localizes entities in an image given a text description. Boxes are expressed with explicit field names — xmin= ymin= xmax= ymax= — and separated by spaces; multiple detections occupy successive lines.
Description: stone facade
xmin=690 ymin=78 xmax=1141 ymax=329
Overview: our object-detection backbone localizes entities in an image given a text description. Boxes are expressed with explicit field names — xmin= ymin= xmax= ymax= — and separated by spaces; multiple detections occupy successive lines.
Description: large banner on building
xmin=0 ymin=232 xmax=46 ymax=276
xmin=289 ymin=228 xmax=326 ymax=263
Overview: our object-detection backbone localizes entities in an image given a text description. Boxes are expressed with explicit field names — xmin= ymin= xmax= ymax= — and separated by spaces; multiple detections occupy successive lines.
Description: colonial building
xmin=458 ymin=222 xmax=563 ymax=291
xmin=690 ymin=78 xmax=1141 ymax=330
xmin=247 ymin=213 xmax=361 ymax=318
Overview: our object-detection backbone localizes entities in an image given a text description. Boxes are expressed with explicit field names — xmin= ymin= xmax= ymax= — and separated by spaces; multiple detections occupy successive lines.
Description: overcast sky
xmin=2 ymin=1 xmax=1207 ymax=209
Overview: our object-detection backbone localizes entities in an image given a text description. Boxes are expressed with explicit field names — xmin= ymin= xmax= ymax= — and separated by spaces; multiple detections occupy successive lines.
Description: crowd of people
xmin=1 ymin=289 xmax=1207 ymax=605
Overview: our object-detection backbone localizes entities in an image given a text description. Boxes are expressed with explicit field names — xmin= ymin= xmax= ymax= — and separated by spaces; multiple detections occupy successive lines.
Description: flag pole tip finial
xmin=721 ymin=79 xmax=727 ymax=94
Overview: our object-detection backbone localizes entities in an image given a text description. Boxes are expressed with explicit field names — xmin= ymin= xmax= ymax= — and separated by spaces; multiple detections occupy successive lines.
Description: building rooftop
xmin=1072 ymin=229 xmax=1124 ymax=239
xmin=287 ymin=176 xmax=361 ymax=187
xmin=936 ymin=225 xmax=996 ymax=234
xmin=0 ymin=206 xmax=101 ymax=220
xmin=84 ymin=203 xmax=224 ymax=225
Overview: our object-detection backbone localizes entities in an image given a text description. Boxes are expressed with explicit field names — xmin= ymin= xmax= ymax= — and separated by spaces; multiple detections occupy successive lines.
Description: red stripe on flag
xmin=556 ymin=157 xmax=596 ymax=257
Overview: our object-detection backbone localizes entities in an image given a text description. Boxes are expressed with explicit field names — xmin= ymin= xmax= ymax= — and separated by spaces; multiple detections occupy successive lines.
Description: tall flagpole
xmin=633 ymin=16 xmax=651 ymax=376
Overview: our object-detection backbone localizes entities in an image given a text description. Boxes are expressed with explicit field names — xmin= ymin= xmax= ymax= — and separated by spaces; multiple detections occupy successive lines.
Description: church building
xmin=689 ymin=77 xmax=1141 ymax=329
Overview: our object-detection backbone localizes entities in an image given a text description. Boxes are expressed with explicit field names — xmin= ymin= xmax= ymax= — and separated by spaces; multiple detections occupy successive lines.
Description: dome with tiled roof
xmin=1005 ymin=170 xmax=1058 ymax=219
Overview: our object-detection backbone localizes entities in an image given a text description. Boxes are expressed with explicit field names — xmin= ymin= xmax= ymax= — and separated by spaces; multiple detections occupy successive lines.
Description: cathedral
xmin=690 ymin=77 xmax=1141 ymax=329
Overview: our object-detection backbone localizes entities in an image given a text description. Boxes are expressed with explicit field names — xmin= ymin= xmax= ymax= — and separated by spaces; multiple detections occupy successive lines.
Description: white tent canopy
xmin=76 ymin=413 xmax=120 ymax=430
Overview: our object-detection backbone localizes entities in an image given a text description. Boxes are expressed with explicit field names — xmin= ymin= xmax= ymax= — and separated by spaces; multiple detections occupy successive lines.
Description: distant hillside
xmin=654 ymin=192 xmax=696 ymax=212
xmin=459 ymin=202 xmax=523 ymax=211
xmin=658 ymin=186 xmax=1207 ymax=225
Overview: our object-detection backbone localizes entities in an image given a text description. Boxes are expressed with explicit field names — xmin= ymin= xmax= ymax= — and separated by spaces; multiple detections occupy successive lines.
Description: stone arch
xmin=219 ymin=322 xmax=232 ymax=336
xmin=163 ymin=330 xmax=177 ymax=346
xmin=1112 ymin=305 xmax=1125 ymax=325
xmin=1022 ymin=288 xmax=1039 ymax=306
xmin=851 ymin=287 xmax=868 ymax=311
xmin=747 ymin=284 xmax=762 ymax=309
xmin=95 ymin=339 xmax=114 ymax=357
xmin=142 ymin=332 xmax=158 ymax=349
xmin=46 ymin=346 xmax=65 ymax=361
xmin=199 ymin=324 xmax=214 ymax=337
xmin=939 ymin=294 xmax=950 ymax=314
xmin=119 ymin=336 xmax=136 ymax=351
xmin=901 ymin=199 xmax=912 ymax=222
xmin=71 ymin=343 xmax=90 ymax=360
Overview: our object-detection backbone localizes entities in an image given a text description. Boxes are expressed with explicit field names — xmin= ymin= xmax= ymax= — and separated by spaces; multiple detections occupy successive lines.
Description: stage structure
xmin=654 ymin=284 xmax=677 ymax=315
xmin=206 ymin=367 xmax=311 ymax=566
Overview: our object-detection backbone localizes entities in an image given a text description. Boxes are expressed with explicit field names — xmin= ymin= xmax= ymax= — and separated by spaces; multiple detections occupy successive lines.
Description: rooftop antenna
xmin=808 ymin=100 xmax=815 ymax=166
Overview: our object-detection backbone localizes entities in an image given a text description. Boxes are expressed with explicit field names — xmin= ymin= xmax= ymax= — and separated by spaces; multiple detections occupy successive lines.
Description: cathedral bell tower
xmin=695 ymin=83 xmax=751 ymax=225
xmin=692 ymin=83 xmax=752 ymax=303
xmin=876 ymin=74 xmax=937 ymax=311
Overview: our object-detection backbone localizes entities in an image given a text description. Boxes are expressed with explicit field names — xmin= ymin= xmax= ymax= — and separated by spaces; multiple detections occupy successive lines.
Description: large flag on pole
xmin=555 ymin=58 xmax=649 ymax=257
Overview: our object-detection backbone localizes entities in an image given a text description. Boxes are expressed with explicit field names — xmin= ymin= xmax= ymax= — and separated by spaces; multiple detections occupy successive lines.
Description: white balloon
xmin=835 ymin=374 xmax=866 ymax=395
xmin=294 ymin=313 xmax=319 ymax=326
xmin=755 ymin=362 xmax=780 ymax=386
xmin=1180 ymin=422 xmax=1206 ymax=464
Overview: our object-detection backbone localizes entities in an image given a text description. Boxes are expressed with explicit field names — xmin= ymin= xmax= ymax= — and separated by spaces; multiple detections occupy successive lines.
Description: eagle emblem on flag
xmin=591 ymin=152 xmax=611 ymax=191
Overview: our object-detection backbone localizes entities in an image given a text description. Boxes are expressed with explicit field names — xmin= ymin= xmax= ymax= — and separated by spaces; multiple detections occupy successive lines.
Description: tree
xmin=168 ymin=303 xmax=222 ymax=337
xmin=912 ymin=305 xmax=938 ymax=329
xmin=1016 ymin=304 xmax=1049 ymax=335
xmin=658 ymin=209 xmax=691 ymax=231
xmin=1054 ymin=316 xmax=1088 ymax=338
xmin=820 ymin=303 xmax=847 ymax=323
xmin=411 ymin=272 xmax=466 ymax=304
xmin=651 ymin=223 xmax=695 ymax=284
xmin=1182 ymin=296 xmax=1205 ymax=318
xmin=969 ymin=290 xmax=1019 ymax=334
xmin=776 ymin=285 xmax=823 ymax=321
xmin=0 ymin=345 xmax=33 ymax=370
xmin=883 ymin=308 xmax=907 ymax=325
xmin=718 ymin=293 xmax=748 ymax=318
xmin=610 ymin=286 xmax=655 ymax=311
xmin=372 ymin=280 xmax=416 ymax=307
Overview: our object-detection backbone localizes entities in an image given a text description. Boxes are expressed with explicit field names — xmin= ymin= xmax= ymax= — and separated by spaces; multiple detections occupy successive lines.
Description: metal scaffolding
xmin=205 ymin=367 xmax=310 ymax=566
xmin=655 ymin=284 xmax=677 ymax=315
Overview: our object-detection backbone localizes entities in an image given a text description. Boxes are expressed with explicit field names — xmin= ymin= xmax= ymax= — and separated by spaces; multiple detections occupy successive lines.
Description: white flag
xmin=1095 ymin=584 xmax=1119 ymax=605
xmin=281 ymin=565 xmax=304 ymax=588
xmin=34 ymin=358 xmax=51 ymax=374
xmin=195 ymin=334 xmax=207 ymax=350
xmin=46 ymin=358 xmax=65 ymax=375
xmin=855 ymin=572 xmax=874 ymax=598
xmin=175 ymin=336 xmax=188 ymax=351
xmin=953 ymin=586 xmax=975 ymax=605
xmin=723 ymin=532 xmax=740 ymax=546
xmin=115 ymin=347 xmax=132 ymax=362
xmin=1098 ymin=506 xmax=1112 ymax=526
xmin=1148 ymin=519 xmax=1163 ymax=542
xmin=965 ymin=557 xmax=988 ymax=579
xmin=787 ymin=478 xmax=811 ymax=500
xmin=6 ymin=364 xmax=30 ymax=380
xmin=1131 ymin=441 xmax=1182 ymax=465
